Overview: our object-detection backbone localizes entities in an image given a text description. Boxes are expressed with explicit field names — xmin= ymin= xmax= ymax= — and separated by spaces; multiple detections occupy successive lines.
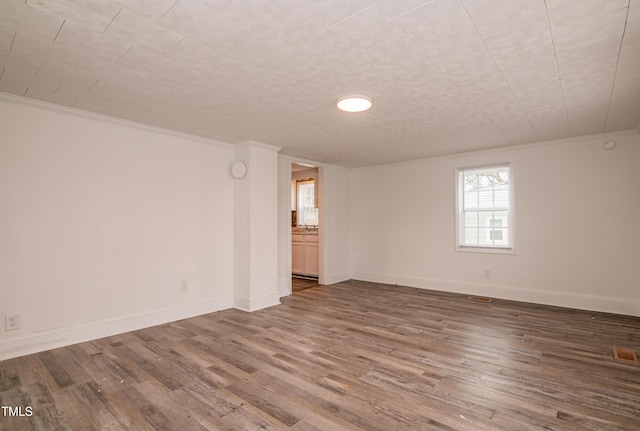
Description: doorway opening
xmin=291 ymin=163 xmax=320 ymax=293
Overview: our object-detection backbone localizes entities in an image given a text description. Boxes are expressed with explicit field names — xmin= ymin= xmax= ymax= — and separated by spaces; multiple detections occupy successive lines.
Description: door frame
xmin=279 ymin=156 xmax=325 ymax=297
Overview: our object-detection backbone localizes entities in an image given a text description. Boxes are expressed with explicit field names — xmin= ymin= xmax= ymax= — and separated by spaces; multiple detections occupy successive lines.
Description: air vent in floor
xmin=467 ymin=296 xmax=493 ymax=303
xmin=612 ymin=347 xmax=638 ymax=364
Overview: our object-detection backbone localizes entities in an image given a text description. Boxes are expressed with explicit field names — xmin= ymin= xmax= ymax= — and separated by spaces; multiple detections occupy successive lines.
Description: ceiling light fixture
xmin=336 ymin=94 xmax=373 ymax=113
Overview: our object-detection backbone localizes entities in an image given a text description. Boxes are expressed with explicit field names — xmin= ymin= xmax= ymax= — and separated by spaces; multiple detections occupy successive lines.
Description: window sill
xmin=456 ymin=245 xmax=516 ymax=255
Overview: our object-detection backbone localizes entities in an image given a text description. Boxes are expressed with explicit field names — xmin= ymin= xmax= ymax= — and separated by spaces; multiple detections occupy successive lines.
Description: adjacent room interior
xmin=1 ymin=0 xmax=639 ymax=430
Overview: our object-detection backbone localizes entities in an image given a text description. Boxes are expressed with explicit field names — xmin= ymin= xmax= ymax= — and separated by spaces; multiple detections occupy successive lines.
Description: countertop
xmin=292 ymin=229 xmax=318 ymax=235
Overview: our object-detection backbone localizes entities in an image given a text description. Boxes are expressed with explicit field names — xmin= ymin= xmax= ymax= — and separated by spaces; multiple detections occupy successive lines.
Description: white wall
xmin=0 ymin=96 xmax=236 ymax=359
xmin=3 ymin=92 xmax=636 ymax=364
xmin=320 ymin=165 xmax=351 ymax=285
xmin=350 ymin=131 xmax=640 ymax=316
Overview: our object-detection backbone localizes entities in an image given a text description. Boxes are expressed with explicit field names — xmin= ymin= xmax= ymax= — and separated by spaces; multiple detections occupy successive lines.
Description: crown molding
xmin=351 ymin=129 xmax=640 ymax=172
xmin=235 ymin=139 xmax=282 ymax=152
xmin=0 ymin=92 xmax=234 ymax=150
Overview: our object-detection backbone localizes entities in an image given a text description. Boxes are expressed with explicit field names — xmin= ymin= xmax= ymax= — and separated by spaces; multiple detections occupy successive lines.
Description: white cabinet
xmin=292 ymin=233 xmax=318 ymax=277
xmin=292 ymin=235 xmax=304 ymax=274
xmin=304 ymin=240 xmax=318 ymax=277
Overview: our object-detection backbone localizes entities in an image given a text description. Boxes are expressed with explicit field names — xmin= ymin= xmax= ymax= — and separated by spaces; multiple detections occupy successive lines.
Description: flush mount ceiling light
xmin=336 ymin=94 xmax=373 ymax=112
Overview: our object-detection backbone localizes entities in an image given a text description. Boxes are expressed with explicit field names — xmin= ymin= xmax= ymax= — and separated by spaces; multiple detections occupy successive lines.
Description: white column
xmin=233 ymin=141 xmax=281 ymax=311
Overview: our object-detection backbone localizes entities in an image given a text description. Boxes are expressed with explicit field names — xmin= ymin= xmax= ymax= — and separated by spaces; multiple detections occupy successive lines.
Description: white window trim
xmin=455 ymin=163 xmax=516 ymax=255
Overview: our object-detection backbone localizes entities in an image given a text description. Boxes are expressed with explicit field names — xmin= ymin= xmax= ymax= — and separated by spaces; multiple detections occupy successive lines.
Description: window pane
xmin=493 ymin=211 xmax=508 ymax=226
xmin=464 ymin=174 xmax=478 ymax=192
xmin=489 ymin=218 xmax=502 ymax=229
xmin=494 ymin=188 xmax=508 ymax=208
xmin=458 ymin=165 xmax=511 ymax=249
xmin=477 ymin=227 xmax=489 ymax=245
xmin=478 ymin=190 xmax=493 ymax=208
xmin=464 ymin=191 xmax=478 ymax=209
xmin=490 ymin=229 xmax=508 ymax=246
xmin=464 ymin=228 xmax=479 ymax=245
xmin=302 ymin=207 xmax=318 ymax=225
xmin=297 ymin=181 xmax=318 ymax=226
xmin=477 ymin=211 xmax=493 ymax=225
xmin=463 ymin=212 xmax=479 ymax=228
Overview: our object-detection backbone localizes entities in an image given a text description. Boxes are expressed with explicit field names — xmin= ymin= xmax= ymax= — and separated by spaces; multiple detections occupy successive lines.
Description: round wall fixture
xmin=336 ymin=94 xmax=373 ymax=112
xmin=603 ymin=139 xmax=616 ymax=150
xmin=231 ymin=161 xmax=247 ymax=179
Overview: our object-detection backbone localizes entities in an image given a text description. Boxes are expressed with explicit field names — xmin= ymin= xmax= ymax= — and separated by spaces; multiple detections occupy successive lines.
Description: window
xmin=456 ymin=164 xmax=513 ymax=252
xmin=297 ymin=180 xmax=318 ymax=226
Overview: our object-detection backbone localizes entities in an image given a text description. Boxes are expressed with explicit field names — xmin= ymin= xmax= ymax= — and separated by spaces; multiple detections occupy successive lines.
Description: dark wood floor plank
xmin=122 ymin=382 xmax=210 ymax=431
xmin=50 ymin=385 xmax=97 ymax=431
xmin=110 ymin=340 xmax=192 ymax=392
xmin=1 ymin=383 xmax=70 ymax=431
xmin=181 ymin=335 xmax=259 ymax=374
xmin=68 ymin=383 xmax=126 ymax=431
xmin=251 ymin=366 xmax=393 ymax=431
xmin=0 ymin=360 xmax=21 ymax=393
xmin=225 ymin=378 xmax=301 ymax=427
xmin=37 ymin=352 xmax=76 ymax=390
xmin=92 ymin=388 xmax=157 ymax=431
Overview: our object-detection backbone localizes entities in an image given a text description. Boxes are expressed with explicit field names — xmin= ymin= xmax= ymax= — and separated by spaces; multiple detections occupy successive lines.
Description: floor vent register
xmin=467 ymin=296 xmax=493 ymax=303
xmin=612 ymin=347 xmax=638 ymax=364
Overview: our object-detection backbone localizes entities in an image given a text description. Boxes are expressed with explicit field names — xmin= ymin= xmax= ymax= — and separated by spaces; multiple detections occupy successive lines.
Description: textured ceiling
xmin=1 ymin=0 xmax=639 ymax=167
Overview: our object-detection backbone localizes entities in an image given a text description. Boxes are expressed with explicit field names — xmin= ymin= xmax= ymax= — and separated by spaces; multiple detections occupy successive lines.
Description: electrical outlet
xmin=180 ymin=280 xmax=189 ymax=293
xmin=5 ymin=313 xmax=20 ymax=331
xmin=483 ymin=269 xmax=491 ymax=279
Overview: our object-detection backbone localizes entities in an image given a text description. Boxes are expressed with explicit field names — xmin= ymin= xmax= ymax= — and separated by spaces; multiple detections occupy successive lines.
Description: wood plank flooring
xmin=1 ymin=280 xmax=639 ymax=430
xmin=292 ymin=277 xmax=319 ymax=293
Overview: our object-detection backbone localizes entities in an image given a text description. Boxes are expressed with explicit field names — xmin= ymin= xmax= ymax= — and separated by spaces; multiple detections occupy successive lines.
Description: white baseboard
xmin=234 ymin=291 xmax=281 ymax=312
xmin=0 ymin=297 xmax=233 ymax=361
xmin=322 ymin=272 xmax=351 ymax=286
xmin=277 ymin=275 xmax=291 ymax=297
xmin=351 ymin=272 xmax=640 ymax=317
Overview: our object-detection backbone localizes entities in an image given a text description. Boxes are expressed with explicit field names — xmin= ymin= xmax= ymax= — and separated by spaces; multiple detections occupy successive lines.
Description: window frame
xmin=455 ymin=163 xmax=515 ymax=254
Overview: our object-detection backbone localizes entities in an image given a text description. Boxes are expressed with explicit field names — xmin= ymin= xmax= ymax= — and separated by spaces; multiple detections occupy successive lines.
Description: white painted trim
xmin=234 ymin=292 xmax=281 ymax=312
xmin=323 ymin=272 xmax=351 ymax=285
xmin=278 ymin=157 xmax=293 ymax=298
xmin=0 ymin=297 xmax=234 ymax=361
xmin=281 ymin=154 xmax=332 ymax=288
xmin=351 ymin=272 xmax=640 ymax=317
xmin=454 ymin=162 xmax=516 ymax=254
xmin=279 ymin=154 xmax=331 ymax=169
xmin=236 ymin=140 xmax=282 ymax=152
xmin=278 ymin=275 xmax=291 ymax=298
xmin=350 ymin=129 xmax=640 ymax=171
xmin=0 ymin=92 xmax=234 ymax=149
xmin=317 ymin=166 xmax=324 ymax=285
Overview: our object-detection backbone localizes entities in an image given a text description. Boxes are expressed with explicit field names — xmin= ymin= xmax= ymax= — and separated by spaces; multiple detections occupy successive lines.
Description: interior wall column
xmin=233 ymin=140 xmax=281 ymax=311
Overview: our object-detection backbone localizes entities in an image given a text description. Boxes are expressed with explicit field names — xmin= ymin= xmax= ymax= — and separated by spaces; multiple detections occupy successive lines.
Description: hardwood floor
xmin=1 ymin=280 xmax=639 ymax=430
xmin=292 ymin=277 xmax=319 ymax=293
